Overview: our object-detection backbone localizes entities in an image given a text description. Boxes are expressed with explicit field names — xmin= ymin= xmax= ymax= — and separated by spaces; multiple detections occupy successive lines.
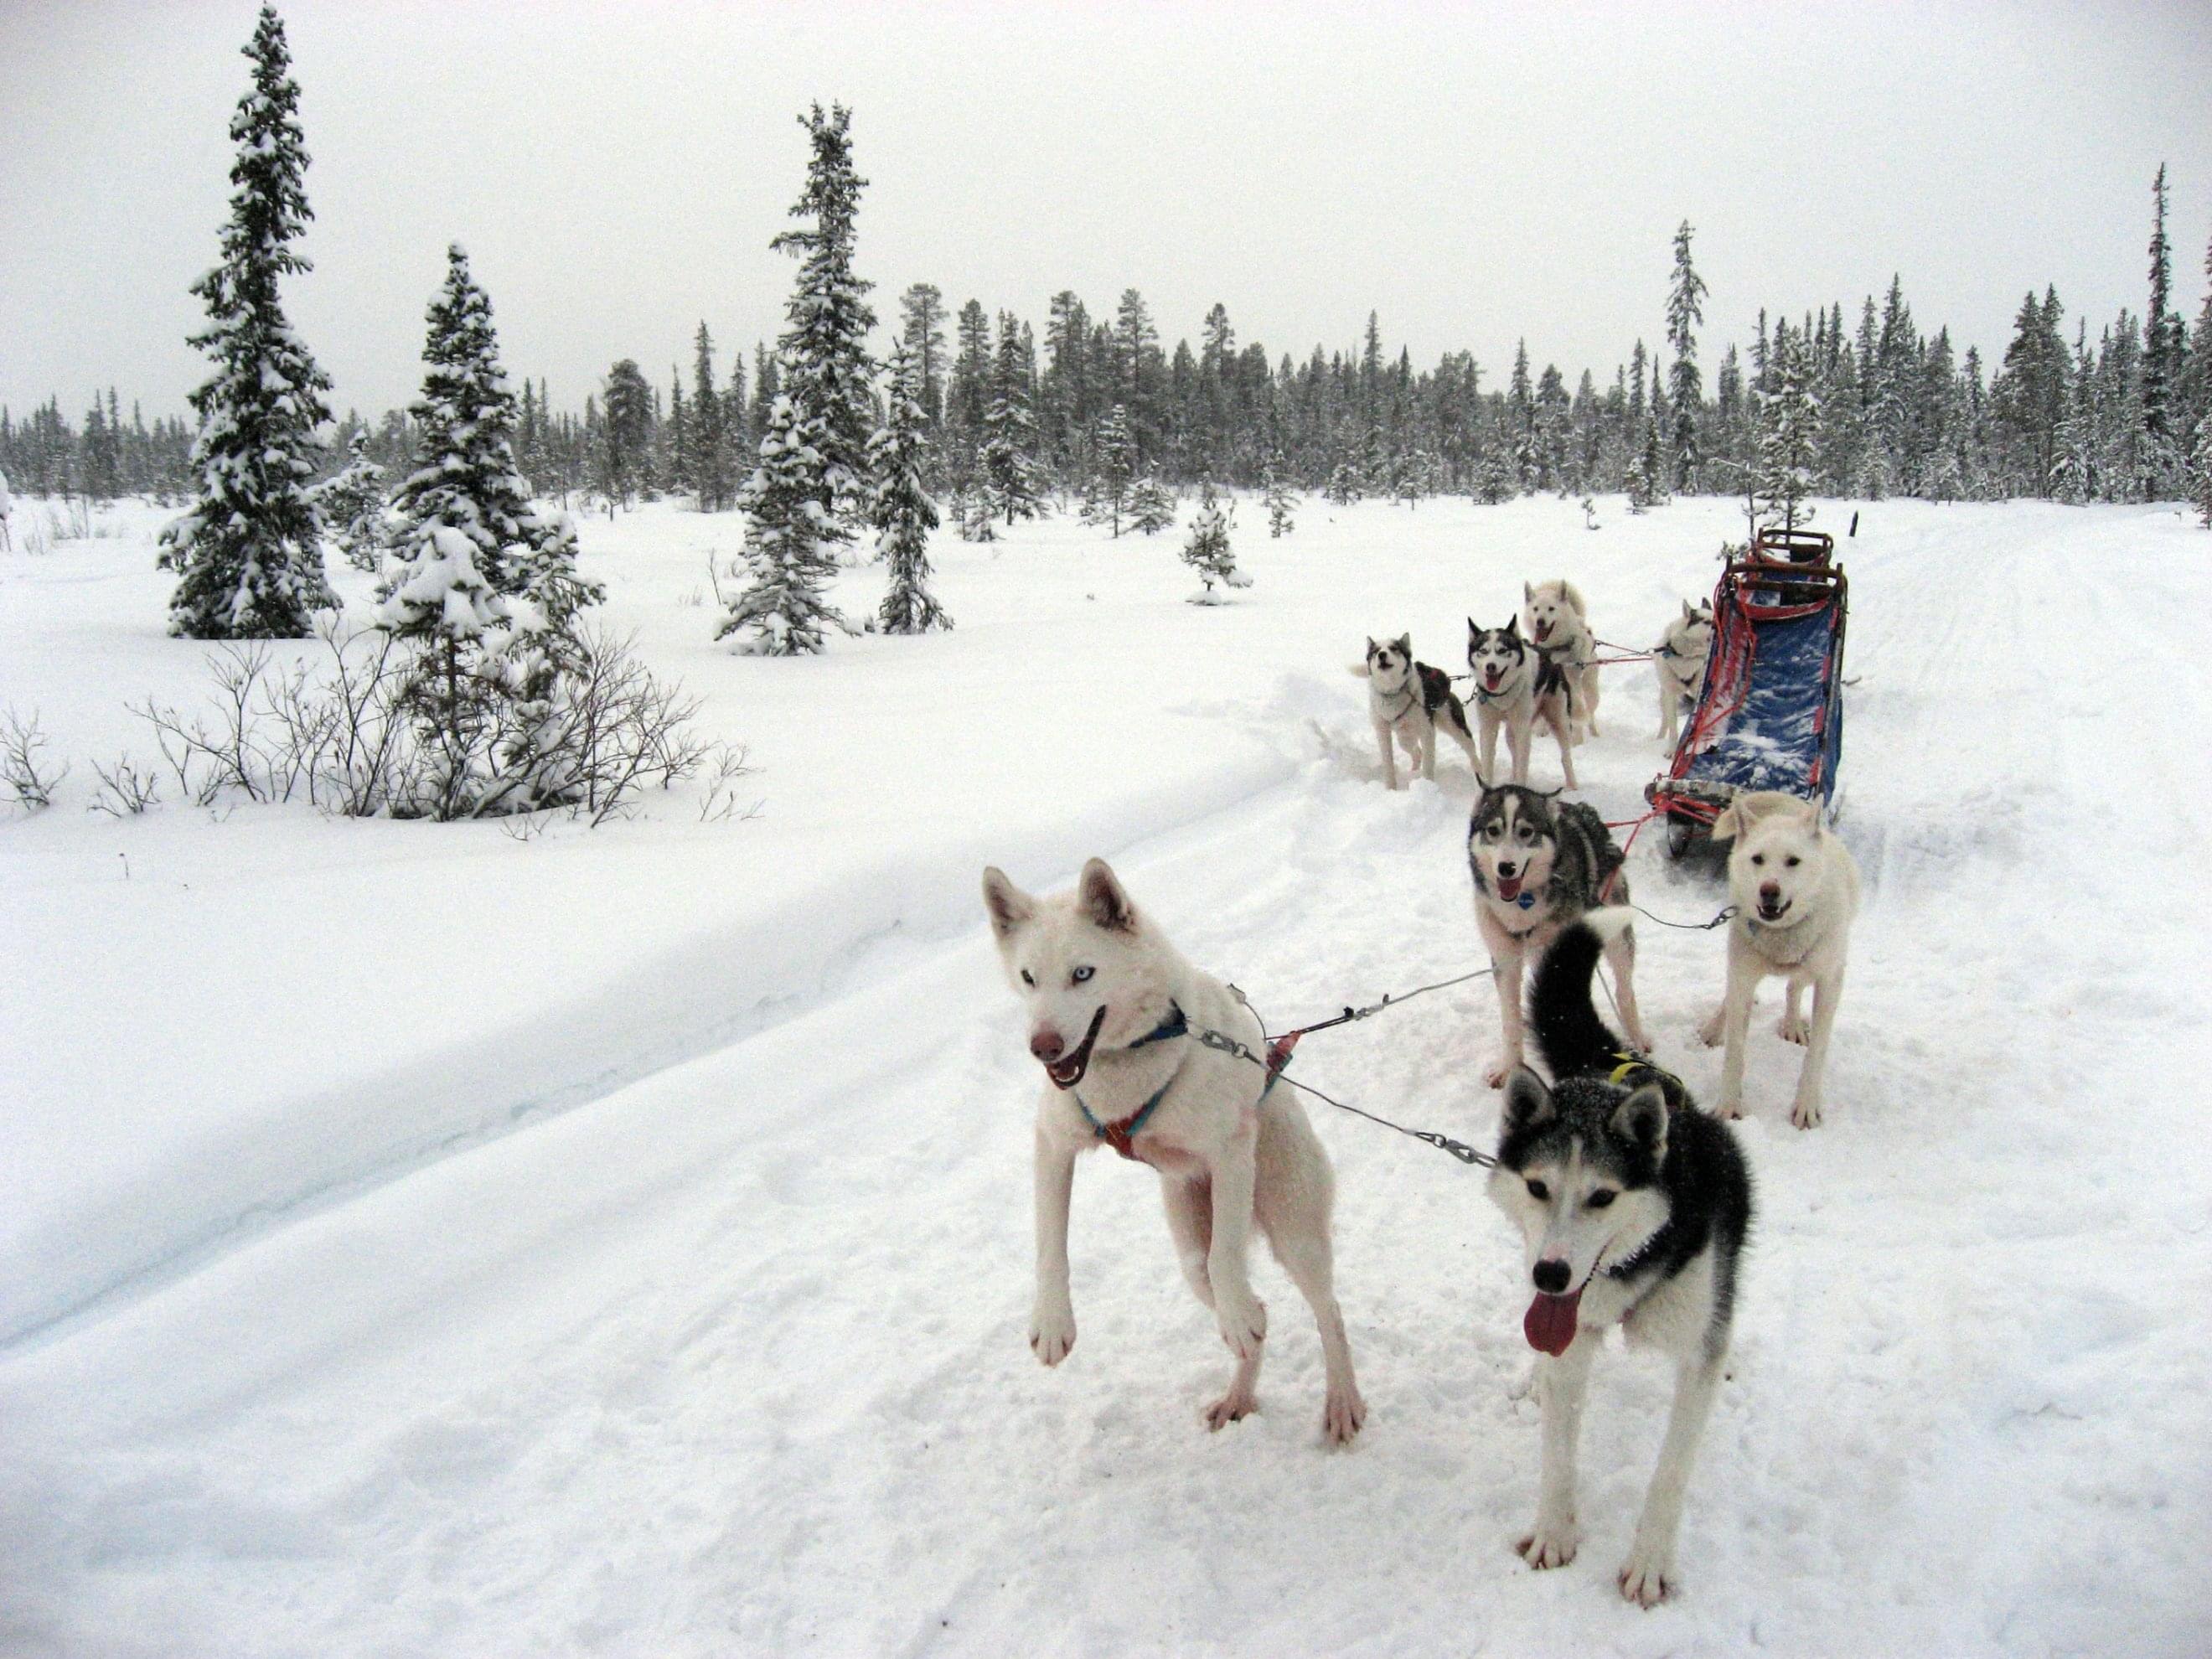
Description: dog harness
xmin=1072 ymin=1002 xmax=1288 ymax=1160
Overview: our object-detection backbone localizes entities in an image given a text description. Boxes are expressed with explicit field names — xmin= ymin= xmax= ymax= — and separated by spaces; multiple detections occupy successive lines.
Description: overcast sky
xmin=4 ymin=0 xmax=2209 ymax=422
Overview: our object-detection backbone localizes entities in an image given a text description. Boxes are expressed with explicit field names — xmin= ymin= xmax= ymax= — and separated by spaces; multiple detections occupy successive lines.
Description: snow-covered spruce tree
xmin=871 ymin=344 xmax=949 ymax=634
xmin=1081 ymin=402 xmax=1137 ymax=534
xmin=772 ymin=103 xmax=876 ymax=525
xmin=688 ymin=323 xmax=733 ymax=512
xmin=981 ymin=311 xmax=1047 ymax=526
xmin=1129 ymin=473 xmax=1177 ymax=535
xmin=2191 ymin=416 xmax=2212 ymax=529
xmin=1666 ymin=220 xmax=1708 ymax=493
xmin=1324 ymin=462 xmax=1362 ymax=504
xmin=385 ymin=245 xmax=598 ymax=628
xmin=597 ymin=359 xmax=654 ymax=511
xmin=1263 ymin=458 xmax=1298 ymax=536
xmin=1181 ymin=483 xmax=1247 ymax=603
xmin=313 ymin=433 xmax=390 ymax=571
xmin=1625 ymin=411 xmax=1669 ymax=513
xmin=717 ymin=393 xmax=852 ymax=654
xmin=1755 ymin=321 xmax=1820 ymax=532
xmin=159 ymin=3 xmax=336 ymax=638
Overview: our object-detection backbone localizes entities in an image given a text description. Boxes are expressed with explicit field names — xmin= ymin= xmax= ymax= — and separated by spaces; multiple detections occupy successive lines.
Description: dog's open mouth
xmin=1524 ymin=1287 xmax=1584 ymax=1356
xmin=1495 ymin=871 xmax=1525 ymax=902
xmin=1757 ymin=897 xmax=1793 ymax=923
xmin=1532 ymin=619 xmax=1552 ymax=643
xmin=1484 ymin=667 xmax=1504 ymax=690
xmin=1044 ymin=1005 xmax=1108 ymax=1089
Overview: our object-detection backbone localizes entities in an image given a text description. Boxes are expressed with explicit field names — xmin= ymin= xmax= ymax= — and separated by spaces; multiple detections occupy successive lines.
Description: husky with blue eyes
xmin=1467 ymin=784 xmax=1652 ymax=1088
xmin=1490 ymin=909 xmax=1754 ymax=1607
xmin=981 ymin=857 xmax=1367 ymax=1444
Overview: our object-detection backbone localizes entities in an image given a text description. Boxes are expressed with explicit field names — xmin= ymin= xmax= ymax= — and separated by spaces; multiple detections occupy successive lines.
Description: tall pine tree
xmin=1666 ymin=220 xmax=1708 ymax=492
xmin=772 ymin=104 xmax=876 ymax=525
xmin=159 ymin=3 xmax=335 ymax=638
xmin=871 ymin=343 xmax=949 ymax=634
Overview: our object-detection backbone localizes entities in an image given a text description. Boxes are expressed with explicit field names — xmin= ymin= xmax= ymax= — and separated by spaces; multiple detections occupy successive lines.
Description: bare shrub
xmin=2 ymin=707 xmax=68 ymax=810
xmin=90 ymin=755 xmax=162 ymax=817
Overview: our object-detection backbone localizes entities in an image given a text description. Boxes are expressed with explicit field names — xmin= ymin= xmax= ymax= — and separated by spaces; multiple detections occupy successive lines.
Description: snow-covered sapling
xmin=1181 ymin=484 xmax=1248 ymax=604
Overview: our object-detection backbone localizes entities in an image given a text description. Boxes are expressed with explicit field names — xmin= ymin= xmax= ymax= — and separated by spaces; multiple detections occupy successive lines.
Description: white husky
xmin=982 ymin=858 xmax=1367 ymax=1442
xmin=1523 ymin=580 xmax=1600 ymax=742
xmin=1698 ymin=793 xmax=1861 ymax=1128
xmin=1653 ymin=601 xmax=1714 ymax=747
xmin=1351 ymin=633 xmax=1481 ymax=790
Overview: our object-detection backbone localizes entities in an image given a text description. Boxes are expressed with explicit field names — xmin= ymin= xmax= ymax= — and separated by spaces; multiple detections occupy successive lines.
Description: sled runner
xmin=1649 ymin=529 xmax=1848 ymax=857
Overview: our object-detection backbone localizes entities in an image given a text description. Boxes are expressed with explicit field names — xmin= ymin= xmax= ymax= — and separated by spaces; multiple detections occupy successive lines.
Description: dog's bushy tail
xmin=1529 ymin=908 xmax=1632 ymax=1080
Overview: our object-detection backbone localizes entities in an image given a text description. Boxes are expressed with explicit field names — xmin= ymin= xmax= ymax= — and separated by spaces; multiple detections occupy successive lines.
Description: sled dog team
xmin=982 ymin=576 xmax=1862 ymax=1608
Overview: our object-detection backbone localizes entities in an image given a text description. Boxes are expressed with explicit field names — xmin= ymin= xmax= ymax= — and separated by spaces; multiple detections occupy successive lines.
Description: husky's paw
xmin=1710 ymin=1095 xmax=1744 ymax=1121
xmin=1697 ymin=1012 xmax=1725 ymax=1048
xmin=1485 ymin=1059 xmax=1518 ymax=1089
xmin=1618 ymin=1547 xmax=1676 ymax=1608
xmin=1791 ymin=1094 xmax=1824 ymax=1130
xmin=1029 ymin=1297 xmax=1077 ymax=1367
xmin=1215 ymin=1293 xmax=1267 ymax=1360
xmin=1776 ymin=1011 xmax=1811 ymax=1045
xmin=1323 ymin=1383 xmax=1367 ymax=1445
xmin=1516 ymin=1518 xmax=1579 ymax=1571
xmin=1203 ymin=1382 xmax=1259 ymax=1431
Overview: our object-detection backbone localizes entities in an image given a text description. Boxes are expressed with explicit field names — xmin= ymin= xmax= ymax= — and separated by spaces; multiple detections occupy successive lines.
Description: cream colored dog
xmin=983 ymin=858 xmax=1367 ymax=1442
xmin=1698 ymin=793 xmax=1860 ymax=1128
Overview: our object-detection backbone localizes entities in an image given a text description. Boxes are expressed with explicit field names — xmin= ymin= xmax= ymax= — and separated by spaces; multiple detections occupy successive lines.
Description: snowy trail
xmin=3 ymin=500 xmax=2209 ymax=1655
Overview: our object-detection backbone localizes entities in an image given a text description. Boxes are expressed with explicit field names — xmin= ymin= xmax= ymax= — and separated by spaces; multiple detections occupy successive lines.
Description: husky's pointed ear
xmin=1612 ymin=1083 xmax=1669 ymax=1162
xmin=1366 ymin=635 xmax=1377 ymax=654
xmin=1468 ymin=616 xmax=1480 ymax=636
xmin=1394 ymin=632 xmax=1412 ymax=655
xmin=1710 ymin=802 xmax=1744 ymax=843
xmin=1523 ymin=581 xmax=1535 ymax=602
xmin=1506 ymin=613 xmax=1521 ymax=638
xmin=1682 ymin=599 xmax=1698 ymax=623
xmin=981 ymin=866 xmax=1034 ymax=939
xmin=1501 ymin=1066 xmax=1553 ymax=1131
xmin=1077 ymin=858 xmax=1138 ymax=933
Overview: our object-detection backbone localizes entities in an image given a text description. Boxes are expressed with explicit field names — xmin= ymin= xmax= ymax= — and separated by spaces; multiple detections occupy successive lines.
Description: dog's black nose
xmin=1497 ymin=861 xmax=1517 ymax=877
xmin=1532 ymin=1258 xmax=1571 ymax=1295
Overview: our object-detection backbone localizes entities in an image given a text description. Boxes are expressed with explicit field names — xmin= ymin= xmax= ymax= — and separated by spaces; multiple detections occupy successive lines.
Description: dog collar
xmin=1514 ymin=891 xmax=1537 ymax=910
xmin=1072 ymin=1067 xmax=1181 ymax=1160
xmin=1124 ymin=1004 xmax=1188 ymax=1049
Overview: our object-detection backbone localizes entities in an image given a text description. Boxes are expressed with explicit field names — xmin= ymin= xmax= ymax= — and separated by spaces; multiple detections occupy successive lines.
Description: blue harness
xmin=1072 ymin=1002 xmax=1285 ymax=1160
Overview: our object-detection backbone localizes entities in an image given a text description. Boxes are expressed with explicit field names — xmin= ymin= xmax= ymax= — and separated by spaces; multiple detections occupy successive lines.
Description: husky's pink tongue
xmin=1496 ymin=872 xmax=1524 ymax=902
xmin=1524 ymin=1289 xmax=1583 ymax=1356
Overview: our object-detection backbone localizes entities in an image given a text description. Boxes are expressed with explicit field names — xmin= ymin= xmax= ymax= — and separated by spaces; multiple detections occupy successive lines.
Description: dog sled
xmin=1648 ymin=528 xmax=1848 ymax=857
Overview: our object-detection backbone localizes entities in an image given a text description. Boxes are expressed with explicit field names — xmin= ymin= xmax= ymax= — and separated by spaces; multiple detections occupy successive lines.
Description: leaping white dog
xmin=1523 ymin=580 xmax=1600 ymax=742
xmin=983 ymin=858 xmax=1367 ymax=1442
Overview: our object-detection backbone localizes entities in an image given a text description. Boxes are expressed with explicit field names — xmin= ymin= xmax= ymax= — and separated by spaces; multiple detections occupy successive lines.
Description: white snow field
xmin=2 ymin=493 xmax=2208 ymax=1656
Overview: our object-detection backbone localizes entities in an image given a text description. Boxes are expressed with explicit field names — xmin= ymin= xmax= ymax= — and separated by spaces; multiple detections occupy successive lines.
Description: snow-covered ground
xmin=2 ymin=493 xmax=2208 ymax=1656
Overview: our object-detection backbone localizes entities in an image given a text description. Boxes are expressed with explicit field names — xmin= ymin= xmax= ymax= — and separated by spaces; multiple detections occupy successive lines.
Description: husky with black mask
xmin=1489 ymin=910 xmax=1754 ymax=1608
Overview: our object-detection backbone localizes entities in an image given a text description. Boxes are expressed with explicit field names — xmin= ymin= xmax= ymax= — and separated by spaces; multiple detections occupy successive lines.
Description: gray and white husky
xmin=1653 ymin=601 xmax=1714 ymax=746
xmin=1467 ymin=785 xmax=1651 ymax=1087
xmin=1466 ymin=615 xmax=1578 ymax=789
xmin=1698 ymin=791 xmax=1861 ymax=1129
xmin=1523 ymin=580 xmax=1600 ymax=742
xmin=1351 ymin=633 xmax=1481 ymax=789
xmin=983 ymin=858 xmax=1367 ymax=1443
xmin=1490 ymin=910 xmax=1755 ymax=1607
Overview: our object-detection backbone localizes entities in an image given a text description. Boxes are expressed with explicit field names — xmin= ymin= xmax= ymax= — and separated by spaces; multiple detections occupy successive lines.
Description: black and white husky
xmin=1467 ymin=615 xmax=1578 ymax=788
xmin=1653 ymin=601 xmax=1714 ymax=746
xmin=1351 ymin=633 xmax=1481 ymax=790
xmin=1490 ymin=910 xmax=1755 ymax=1607
xmin=1467 ymin=785 xmax=1651 ymax=1086
xmin=1523 ymin=580 xmax=1600 ymax=742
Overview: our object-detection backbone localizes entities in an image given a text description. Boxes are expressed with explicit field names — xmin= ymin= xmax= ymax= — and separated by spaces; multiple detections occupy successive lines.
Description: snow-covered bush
xmin=127 ymin=623 xmax=736 ymax=824
xmin=2 ymin=706 xmax=66 ymax=811
xmin=1129 ymin=474 xmax=1176 ymax=535
xmin=1181 ymin=484 xmax=1248 ymax=604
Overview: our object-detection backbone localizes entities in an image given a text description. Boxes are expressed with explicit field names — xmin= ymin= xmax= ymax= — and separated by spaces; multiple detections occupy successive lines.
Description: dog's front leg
xmin=1484 ymin=940 xmax=1526 ymax=1088
xmin=1373 ymin=720 xmax=1399 ymax=791
xmin=1518 ymin=1339 xmax=1595 ymax=1570
xmin=1029 ymin=1124 xmax=1079 ymax=1366
xmin=1605 ymin=927 xmax=1656 ymax=1054
xmin=1619 ymin=1351 xmax=1724 ymax=1607
xmin=1656 ymin=678 xmax=1676 ymax=743
xmin=1702 ymin=942 xmax=1758 ymax=1119
xmin=1418 ymin=720 xmax=1438 ymax=782
xmin=1508 ymin=712 xmax=1531 ymax=785
xmin=1204 ymin=1124 xmax=1267 ymax=1362
xmin=1791 ymin=962 xmax=1846 ymax=1129
xmin=1478 ymin=709 xmax=1501 ymax=786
